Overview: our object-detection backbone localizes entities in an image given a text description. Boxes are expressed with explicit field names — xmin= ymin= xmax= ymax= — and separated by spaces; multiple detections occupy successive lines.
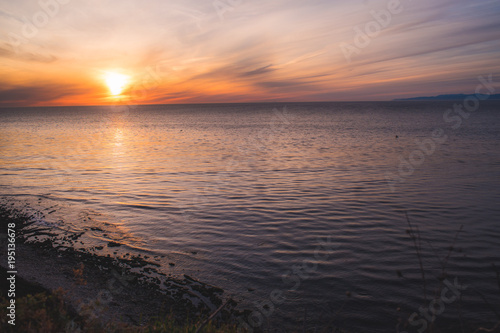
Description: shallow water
xmin=1 ymin=102 xmax=500 ymax=332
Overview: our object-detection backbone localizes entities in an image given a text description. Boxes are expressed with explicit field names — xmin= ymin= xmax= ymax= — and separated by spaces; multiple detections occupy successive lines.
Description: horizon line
xmin=3 ymin=97 xmax=497 ymax=109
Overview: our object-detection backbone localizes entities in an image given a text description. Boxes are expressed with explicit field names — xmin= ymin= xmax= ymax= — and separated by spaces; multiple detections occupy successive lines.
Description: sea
xmin=1 ymin=101 xmax=499 ymax=332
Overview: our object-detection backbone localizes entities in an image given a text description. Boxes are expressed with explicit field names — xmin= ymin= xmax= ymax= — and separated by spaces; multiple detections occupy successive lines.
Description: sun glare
xmin=105 ymin=72 xmax=130 ymax=96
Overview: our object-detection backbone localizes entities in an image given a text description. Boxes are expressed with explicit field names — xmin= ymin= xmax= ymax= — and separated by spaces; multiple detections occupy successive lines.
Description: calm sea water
xmin=1 ymin=102 xmax=499 ymax=332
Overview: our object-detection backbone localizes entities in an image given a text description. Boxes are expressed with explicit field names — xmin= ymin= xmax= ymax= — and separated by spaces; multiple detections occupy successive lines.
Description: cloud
xmin=0 ymin=0 xmax=499 ymax=104
xmin=241 ymin=65 xmax=275 ymax=77
xmin=335 ymin=1 xmax=500 ymax=77
xmin=0 ymin=45 xmax=57 ymax=63
xmin=0 ymin=84 xmax=81 ymax=107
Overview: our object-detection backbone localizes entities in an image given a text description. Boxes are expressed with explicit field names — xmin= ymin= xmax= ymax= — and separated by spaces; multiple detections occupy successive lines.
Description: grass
xmin=0 ymin=288 xmax=239 ymax=333
xmin=0 ymin=288 xmax=78 ymax=333
xmin=401 ymin=212 xmax=500 ymax=333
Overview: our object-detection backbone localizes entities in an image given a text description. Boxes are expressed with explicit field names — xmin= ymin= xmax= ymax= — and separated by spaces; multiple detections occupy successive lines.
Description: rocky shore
xmin=0 ymin=204 xmax=240 ymax=332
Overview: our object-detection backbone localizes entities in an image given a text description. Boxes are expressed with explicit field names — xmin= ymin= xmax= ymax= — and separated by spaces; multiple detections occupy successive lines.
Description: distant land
xmin=394 ymin=94 xmax=500 ymax=101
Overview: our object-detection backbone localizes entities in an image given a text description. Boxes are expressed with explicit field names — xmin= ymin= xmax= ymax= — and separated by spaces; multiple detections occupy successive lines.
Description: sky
xmin=0 ymin=0 xmax=499 ymax=106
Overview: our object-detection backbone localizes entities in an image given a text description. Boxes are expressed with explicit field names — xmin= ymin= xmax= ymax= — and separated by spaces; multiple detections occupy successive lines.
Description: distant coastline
xmin=394 ymin=93 xmax=500 ymax=101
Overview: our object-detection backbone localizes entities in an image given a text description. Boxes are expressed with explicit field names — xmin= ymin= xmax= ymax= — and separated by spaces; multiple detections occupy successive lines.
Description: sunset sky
xmin=0 ymin=0 xmax=499 ymax=106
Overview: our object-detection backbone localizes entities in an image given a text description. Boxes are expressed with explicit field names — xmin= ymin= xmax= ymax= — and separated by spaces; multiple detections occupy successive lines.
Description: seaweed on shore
xmin=0 ymin=203 xmax=57 ymax=240
xmin=0 ymin=202 xmax=243 ymax=332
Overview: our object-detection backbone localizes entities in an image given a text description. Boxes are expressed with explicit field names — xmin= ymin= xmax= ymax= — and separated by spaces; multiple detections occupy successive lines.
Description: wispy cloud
xmin=0 ymin=84 xmax=81 ymax=106
xmin=0 ymin=45 xmax=57 ymax=63
xmin=0 ymin=0 xmax=499 ymax=106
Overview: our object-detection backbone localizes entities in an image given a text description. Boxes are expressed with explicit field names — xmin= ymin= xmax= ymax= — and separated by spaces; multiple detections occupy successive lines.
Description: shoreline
xmin=0 ymin=204 xmax=241 ymax=331
xmin=3 ymin=199 xmax=500 ymax=332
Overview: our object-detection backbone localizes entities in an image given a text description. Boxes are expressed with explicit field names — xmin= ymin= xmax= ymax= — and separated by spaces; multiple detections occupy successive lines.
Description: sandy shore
xmin=1 ymin=242 xmax=177 ymax=326
xmin=0 ymin=205 xmax=238 ymax=330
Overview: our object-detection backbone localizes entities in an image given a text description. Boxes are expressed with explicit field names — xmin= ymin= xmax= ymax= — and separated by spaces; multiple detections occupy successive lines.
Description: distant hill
xmin=394 ymin=94 xmax=500 ymax=101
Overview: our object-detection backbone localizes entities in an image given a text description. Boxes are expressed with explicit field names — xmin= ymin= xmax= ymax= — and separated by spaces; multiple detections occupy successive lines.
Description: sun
xmin=104 ymin=72 xmax=130 ymax=96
